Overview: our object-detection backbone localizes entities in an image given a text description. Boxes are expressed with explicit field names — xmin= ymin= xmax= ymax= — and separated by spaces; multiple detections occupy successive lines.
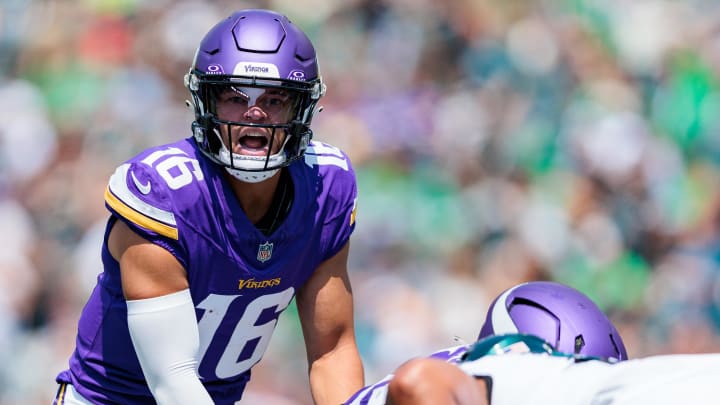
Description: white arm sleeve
xmin=126 ymin=289 xmax=213 ymax=405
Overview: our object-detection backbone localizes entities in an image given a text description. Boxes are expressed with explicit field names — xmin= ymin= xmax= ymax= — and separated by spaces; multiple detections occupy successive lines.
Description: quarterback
xmin=55 ymin=8 xmax=364 ymax=405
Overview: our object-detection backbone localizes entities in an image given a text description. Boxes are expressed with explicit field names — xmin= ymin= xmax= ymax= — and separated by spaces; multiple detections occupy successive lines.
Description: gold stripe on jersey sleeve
xmin=56 ymin=383 xmax=67 ymax=404
xmin=105 ymin=187 xmax=179 ymax=240
xmin=108 ymin=164 xmax=177 ymax=225
xmin=350 ymin=197 xmax=357 ymax=226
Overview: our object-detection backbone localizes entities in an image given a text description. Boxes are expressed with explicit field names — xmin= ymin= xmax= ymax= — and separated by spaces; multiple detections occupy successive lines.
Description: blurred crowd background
xmin=2 ymin=0 xmax=720 ymax=403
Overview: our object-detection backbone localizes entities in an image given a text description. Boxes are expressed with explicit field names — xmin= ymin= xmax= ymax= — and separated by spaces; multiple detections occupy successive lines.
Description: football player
xmin=344 ymin=281 xmax=626 ymax=404
xmin=390 ymin=333 xmax=720 ymax=405
xmin=54 ymin=9 xmax=364 ymax=405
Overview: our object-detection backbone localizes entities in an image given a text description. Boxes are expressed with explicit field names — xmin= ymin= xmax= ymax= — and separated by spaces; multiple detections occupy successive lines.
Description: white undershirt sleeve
xmin=126 ymin=289 xmax=213 ymax=405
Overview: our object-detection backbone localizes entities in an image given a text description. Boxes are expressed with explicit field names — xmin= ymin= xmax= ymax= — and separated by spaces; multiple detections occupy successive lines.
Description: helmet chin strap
xmin=225 ymin=166 xmax=279 ymax=183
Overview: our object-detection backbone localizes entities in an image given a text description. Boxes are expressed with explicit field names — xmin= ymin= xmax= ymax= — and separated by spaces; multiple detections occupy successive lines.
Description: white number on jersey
xmin=142 ymin=147 xmax=204 ymax=190
xmin=196 ymin=288 xmax=295 ymax=379
xmin=304 ymin=142 xmax=349 ymax=170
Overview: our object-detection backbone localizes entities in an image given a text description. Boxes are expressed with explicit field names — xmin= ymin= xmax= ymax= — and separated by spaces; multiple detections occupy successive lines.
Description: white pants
xmin=53 ymin=383 xmax=95 ymax=405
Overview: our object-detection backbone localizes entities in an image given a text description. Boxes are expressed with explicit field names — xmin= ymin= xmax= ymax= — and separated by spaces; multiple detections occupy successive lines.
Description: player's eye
xmin=217 ymin=87 xmax=249 ymax=103
xmin=227 ymin=96 xmax=249 ymax=105
xmin=259 ymin=95 xmax=290 ymax=112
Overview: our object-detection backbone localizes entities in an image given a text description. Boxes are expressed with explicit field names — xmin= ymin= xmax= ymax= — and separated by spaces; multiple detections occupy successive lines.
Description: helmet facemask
xmin=188 ymin=75 xmax=322 ymax=182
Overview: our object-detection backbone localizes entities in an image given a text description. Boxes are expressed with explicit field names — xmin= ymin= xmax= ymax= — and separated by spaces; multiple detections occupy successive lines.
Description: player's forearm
xmin=309 ymin=342 xmax=365 ymax=405
xmin=127 ymin=289 xmax=214 ymax=405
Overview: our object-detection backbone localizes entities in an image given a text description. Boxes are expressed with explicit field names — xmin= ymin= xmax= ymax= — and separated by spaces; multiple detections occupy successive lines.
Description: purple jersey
xmin=57 ymin=137 xmax=358 ymax=404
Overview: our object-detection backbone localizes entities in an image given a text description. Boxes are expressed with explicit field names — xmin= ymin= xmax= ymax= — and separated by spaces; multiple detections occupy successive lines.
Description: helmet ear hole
xmin=574 ymin=335 xmax=586 ymax=354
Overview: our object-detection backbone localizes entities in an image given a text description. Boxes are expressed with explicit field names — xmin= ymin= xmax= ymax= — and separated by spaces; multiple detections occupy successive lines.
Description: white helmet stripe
xmin=490 ymin=283 xmax=524 ymax=334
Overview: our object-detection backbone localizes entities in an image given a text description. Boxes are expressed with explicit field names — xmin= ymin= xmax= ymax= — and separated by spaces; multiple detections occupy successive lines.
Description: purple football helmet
xmin=478 ymin=281 xmax=628 ymax=361
xmin=185 ymin=9 xmax=325 ymax=182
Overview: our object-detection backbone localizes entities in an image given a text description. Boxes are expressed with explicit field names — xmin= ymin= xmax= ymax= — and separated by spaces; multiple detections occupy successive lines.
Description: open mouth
xmin=233 ymin=129 xmax=272 ymax=155
xmin=239 ymin=134 xmax=269 ymax=150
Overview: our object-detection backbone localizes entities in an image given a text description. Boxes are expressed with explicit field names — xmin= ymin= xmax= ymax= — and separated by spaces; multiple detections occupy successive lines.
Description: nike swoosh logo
xmin=131 ymin=171 xmax=152 ymax=195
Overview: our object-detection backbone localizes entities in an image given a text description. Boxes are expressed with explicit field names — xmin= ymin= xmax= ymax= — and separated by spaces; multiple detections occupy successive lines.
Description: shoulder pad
xmin=105 ymin=162 xmax=179 ymax=240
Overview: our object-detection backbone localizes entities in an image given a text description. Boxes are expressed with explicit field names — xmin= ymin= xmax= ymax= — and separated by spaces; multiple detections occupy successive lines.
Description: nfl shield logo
xmin=257 ymin=241 xmax=273 ymax=263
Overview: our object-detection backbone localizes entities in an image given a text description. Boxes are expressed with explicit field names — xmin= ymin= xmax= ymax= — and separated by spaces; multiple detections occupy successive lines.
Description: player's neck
xmin=225 ymin=170 xmax=282 ymax=224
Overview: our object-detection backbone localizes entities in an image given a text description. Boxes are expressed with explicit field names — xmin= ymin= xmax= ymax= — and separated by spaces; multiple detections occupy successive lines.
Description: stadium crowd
xmin=1 ymin=0 xmax=720 ymax=403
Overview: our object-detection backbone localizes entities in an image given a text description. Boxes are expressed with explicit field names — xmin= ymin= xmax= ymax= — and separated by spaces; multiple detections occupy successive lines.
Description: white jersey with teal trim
xmin=459 ymin=352 xmax=720 ymax=405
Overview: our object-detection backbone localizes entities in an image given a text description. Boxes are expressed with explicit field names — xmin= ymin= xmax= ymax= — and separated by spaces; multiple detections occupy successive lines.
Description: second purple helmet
xmin=478 ymin=281 xmax=627 ymax=361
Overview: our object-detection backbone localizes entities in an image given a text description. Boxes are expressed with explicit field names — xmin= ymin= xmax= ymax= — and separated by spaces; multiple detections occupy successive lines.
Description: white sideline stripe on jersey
xmin=490 ymin=284 xmax=521 ymax=334
xmin=108 ymin=164 xmax=177 ymax=226
xmin=57 ymin=384 xmax=95 ymax=405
